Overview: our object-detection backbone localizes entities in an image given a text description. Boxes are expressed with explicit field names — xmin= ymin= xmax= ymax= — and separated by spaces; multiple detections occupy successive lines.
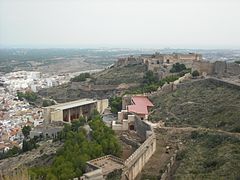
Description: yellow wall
xmin=50 ymin=110 xmax=63 ymax=122
xmin=97 ymin=99 xmax=109 ymax=114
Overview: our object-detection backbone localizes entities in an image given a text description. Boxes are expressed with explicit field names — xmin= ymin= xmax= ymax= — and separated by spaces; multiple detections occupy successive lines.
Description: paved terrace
xmin=87 ymin=155 xmax=124 ymax=176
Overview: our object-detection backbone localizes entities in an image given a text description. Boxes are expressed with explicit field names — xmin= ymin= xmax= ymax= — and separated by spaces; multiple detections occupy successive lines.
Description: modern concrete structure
xmin=43 ymin=98 xmax=108 ymax=123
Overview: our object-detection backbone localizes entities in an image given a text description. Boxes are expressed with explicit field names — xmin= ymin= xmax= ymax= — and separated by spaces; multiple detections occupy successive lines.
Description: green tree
xmin=71 ymin=117 xmax=85 ymax=132
xmin=52 ymin=156 xmax=76 ymax=180
xmin=170 ymin=63 xmax=187 ymax=73
xmin=42 ymin=99 xmax=55 ymax=107
xmin=143 ymin=70 xmax=158 ymax=85
xmin=192 ymin=70 xmax=200 ymax=77
xmin=0 ymin=146 xmax=21 ymax=159
xmin=109 ymin=96 xmax=122 ymax=114
xmin=70 ymin=73 xmax=90 ymax=82
xmin=17 ymin=91 xmax=37 ymax=102
xmin=22 ymin=138 xmax=38 ymax=152
xmin=29 ymin=111 xmax=122 ymax=179
xmin=22 ymin=125 xmax=31 ymax=138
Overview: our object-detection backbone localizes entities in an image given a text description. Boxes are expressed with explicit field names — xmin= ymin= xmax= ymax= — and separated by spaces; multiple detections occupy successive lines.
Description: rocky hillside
xmin=174 ymin=130 xmax=240 ymax=179
xmin=38 ymin=63 xmax=147 ymax=103
xmin=149 ymin=79 xmax=240 ymax=133
xmin=93 ymin=64 xmax=147 ymax=85
xmin=138 ymin=128 xmax=240 ymax=180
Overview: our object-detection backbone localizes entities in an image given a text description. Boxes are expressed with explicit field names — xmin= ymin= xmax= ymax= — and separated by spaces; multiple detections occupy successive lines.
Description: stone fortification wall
xmin=207 ymin=77 xmax=240 ymax=90
xmin=192 ymin=61 xmax=214 ymax=75
xmin=214 ymin=61 xmax=227 ymax=76
xmin=160 ymin=150 xmax=178 ymax=180
xmin=193 ymin=61 xmax=240 ymax=77
xmin=115 ymin=57 xmax=142 ymax=67
xmin=174 ymin=78 xmax=240 ymax=92
xmin=123 ymin=132 xmax=156 ymax=180
xmin=134 ymin=117 xmax=152 ymax=140
xmin=226 ymin=63 xmax=240 ymax=76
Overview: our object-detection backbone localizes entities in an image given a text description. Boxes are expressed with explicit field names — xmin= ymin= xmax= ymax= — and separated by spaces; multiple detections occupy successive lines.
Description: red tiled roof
xmin=128 ymin=96 xmax=154 ymax=115
xmin=128 ymin=105 xmax=148 ymax=115
xmin=132 ymin=96 xmax=154 ymax=107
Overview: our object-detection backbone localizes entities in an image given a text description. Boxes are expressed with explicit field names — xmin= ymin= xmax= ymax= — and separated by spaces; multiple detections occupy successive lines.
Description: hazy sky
xmin=0 ymin=0 xmax=240 ymax=49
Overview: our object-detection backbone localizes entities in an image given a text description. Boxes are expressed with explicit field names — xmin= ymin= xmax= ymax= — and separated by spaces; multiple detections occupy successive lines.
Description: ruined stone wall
xmin=174 ymin=77 xmax=240 ymax=92
xmin=178 ymin=53 xmax=202 ymax=61
xmin=192 ymin=61 xmax=240 ymax=77
xmin=192 ymin=61 xmax=214 ymax=75
xmin=213 ymin=61 xmax=240 ymax=77
xmin=115 ymin=57 xmax=142 ymax=67
xmin=207 ymin=77 xmax=240 ymax=90
xmin=122 ymin=95 xmax=132 ymax=110
xmin=226 ymin=63 xmax=240 ymax=76
xmin=146 ymin=53 xmax=202 ymax=72
xmin=213 ymin=61 xmax=227 ymax=76
xmin=160 ymin=150 xmax=178 ymax=180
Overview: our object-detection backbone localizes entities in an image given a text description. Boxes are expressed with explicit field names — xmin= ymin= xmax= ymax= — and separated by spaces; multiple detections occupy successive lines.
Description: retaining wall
xmin=123 ymin=133 xmax=156 ymax=180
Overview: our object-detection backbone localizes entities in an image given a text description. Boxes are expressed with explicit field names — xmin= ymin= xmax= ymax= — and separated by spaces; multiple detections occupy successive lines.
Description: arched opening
xmin=166 ymin=59 xmax=170 ymax=64
xmin=129 ymin=124 xmax=135 ymax=131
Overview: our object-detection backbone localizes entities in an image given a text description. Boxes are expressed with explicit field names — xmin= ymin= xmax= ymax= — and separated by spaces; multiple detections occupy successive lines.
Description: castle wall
xmin=192 ymin=61 xmax=214 ymax=75
xmin=226 ymin=63 xmax=240 ymax=76
xmin=207 ymin=77 xmax=240 ymax=90
xmin=214 ymin=61 xmax=227 ymax=76
xmin=192 ymin=61 xmax=240 ymax=77
xmin=115 ymin=57 xmax=142 ymax=67
xmin=123 ymin=133 xmax=156 ymax=180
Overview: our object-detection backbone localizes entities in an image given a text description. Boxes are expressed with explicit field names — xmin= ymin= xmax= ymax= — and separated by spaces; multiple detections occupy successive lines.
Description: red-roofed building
xmin=127 ymin=96 xmax=154 ymax=120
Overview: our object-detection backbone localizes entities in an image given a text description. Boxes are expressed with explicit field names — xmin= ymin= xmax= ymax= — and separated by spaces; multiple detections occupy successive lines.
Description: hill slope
xmin=149 ymin=79 xmax=240 ymax=132
xmin=93 ymin=64 xmax=147 ymax=85
xmin=38 ymin=64 xmax=147 ymax=102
